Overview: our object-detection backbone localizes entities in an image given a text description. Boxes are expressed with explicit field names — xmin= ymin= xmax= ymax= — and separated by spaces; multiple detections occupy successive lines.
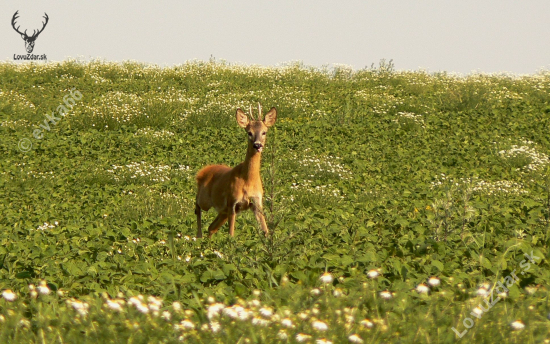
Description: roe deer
xmin=195 ymin=105 xmax=277 ymax=238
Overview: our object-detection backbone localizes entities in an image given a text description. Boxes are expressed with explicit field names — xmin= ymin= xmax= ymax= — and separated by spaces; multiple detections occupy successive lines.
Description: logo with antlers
xmin=11 ymin=11 xmax=49 ymax=54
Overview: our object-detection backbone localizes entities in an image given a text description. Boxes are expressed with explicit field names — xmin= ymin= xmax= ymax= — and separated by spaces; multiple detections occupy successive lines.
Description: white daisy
xmin=416 ymin=283 xmax=430 ymax=294
xmin=510 ymin=320 xmax=525 ymax=330
xmin=428 ymin=277 xmax=440 ymax=287
xmin=319 ymin=272 xmax=333 ymax=284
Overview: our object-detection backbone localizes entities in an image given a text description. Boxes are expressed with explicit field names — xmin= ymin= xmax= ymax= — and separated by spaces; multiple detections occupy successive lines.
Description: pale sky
xmin=1 ymin=0 xmax=549 ymax=74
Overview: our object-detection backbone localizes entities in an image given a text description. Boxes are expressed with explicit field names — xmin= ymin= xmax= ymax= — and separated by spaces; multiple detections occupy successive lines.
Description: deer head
xmin=12 ymin=11 xmax=49 ymax=53
xmin=236 ymin=104 xmax=277 ymax=153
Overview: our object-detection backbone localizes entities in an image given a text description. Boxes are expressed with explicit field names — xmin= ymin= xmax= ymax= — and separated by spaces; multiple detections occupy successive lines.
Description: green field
xmin=0 ymin=60 xmax=549 ymax=343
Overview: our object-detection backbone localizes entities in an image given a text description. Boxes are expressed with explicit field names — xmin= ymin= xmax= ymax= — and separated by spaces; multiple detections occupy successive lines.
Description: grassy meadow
xmin=0 ymin=60 xmax=550 ymax=343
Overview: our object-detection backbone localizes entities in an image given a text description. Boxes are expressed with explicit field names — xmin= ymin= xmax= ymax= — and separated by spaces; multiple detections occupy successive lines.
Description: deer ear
xmin=263 ymin=107 xmax=277 ymax=127
xmin=236 ymin=109 xmax=249 ymax=128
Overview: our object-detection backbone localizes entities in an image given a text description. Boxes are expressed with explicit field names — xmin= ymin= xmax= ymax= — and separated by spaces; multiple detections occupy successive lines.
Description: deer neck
xmin=243 ymin=143 xmax=262 ymax=181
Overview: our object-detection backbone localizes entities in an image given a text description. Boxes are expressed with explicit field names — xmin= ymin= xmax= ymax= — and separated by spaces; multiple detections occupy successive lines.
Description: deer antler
xmin=29 ymin=13 xmax=49 ymax=39
xmin=11 ymin=11 xmax=25 ymax=36
xmin=249 ymin=105 xmax=254 ymax=121
xmin=257 ymin=103 xmax=262 ymax=120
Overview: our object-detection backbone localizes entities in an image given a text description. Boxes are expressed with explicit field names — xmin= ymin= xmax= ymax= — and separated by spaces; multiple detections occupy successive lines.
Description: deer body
xmin=195 ymin=106 xmax=276 ymax=238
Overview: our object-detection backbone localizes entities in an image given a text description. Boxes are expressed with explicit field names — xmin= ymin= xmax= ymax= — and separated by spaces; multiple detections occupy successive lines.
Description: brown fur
xmin=195 ymin=107 xmax=277 ymax=238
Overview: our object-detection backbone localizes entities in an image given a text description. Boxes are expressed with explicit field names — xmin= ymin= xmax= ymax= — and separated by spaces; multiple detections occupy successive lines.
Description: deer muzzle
xmin=253 ymin=143 xmax=263 ymax=153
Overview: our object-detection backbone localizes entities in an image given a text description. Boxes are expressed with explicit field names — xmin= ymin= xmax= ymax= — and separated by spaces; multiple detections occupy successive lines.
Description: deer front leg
xmin=250 ymin=197 xmax=269 ymax=236
xmin=227 ymin=202 xmax=239 ymax=236
xmin=228 ymin=212 xmax=236 ymax=236
xmin=195 ymin=202 xmax=203 ymax=238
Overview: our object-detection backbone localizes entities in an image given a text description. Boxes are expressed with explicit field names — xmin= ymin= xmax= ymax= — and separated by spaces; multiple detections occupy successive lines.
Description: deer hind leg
xmin=250 ymin=201 xmax=269 ymax=236
xmin=207 ymin=212 xmax=228 ymax=238
xmin=195 ymin=202 xmax=203 ymax=238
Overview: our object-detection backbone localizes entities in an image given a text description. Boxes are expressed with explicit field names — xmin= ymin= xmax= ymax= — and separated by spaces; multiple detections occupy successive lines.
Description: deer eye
xmin=247 ymin=132 xmax=252 ymax=136
xmin=262 ymin=132 xmax=266 ymax=136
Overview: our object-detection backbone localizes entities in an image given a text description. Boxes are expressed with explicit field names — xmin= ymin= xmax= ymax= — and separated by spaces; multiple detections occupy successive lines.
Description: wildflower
xmin=253 ymin=290 xmax=261 ymax=296
xmin=319 ymin=272 xmax=333 ymax=284
xmin=106 ymin=299 xmax=123 ymax=312
xmin=416 ymin=283 xmax=430 ymax=294
xmin=277 ymin=330 xmax=288 ymax=340
xmin=148 ymin=296 xmax=162 ymax=311
xmin=19 ymin=319 xmax=31 ymax=328
xmin=472 ymin=307 xmax=483 ymax=317
xmin=281 ymin=318 xmax=293 ymax=328
xmin=172 ymin=301 xmax=182 ymax=312
xmin=312 ymin=320 xmax=328 ymax=331
xmin=259 ymin=307 xmax=273 ymax=318
xmin=136 ymin=302 xmax=149 ymax=314
xmin=179 ymin=319 xmax=195 ymax=330
xmin=367 ymin=269 xmax=381 ymax=279
xmin=333 ymin=288 xmax=343 ymax=297
xmin=161 ymin=311 xmax=171 ymax=321
xmin=428 ymin=276 xmax=440 ymax=287
xmin=210 ymin=321 xmax=221 ymax=333
xmin=252 ymin=317 xmax=270 ymax=326
xmin=510 ymin=320 xmax=525 ymax=330
xmin=379 ymin=290 xmax=393 ymax=299
xmin=128 ymin=296 xmax=141 ymax=307
xmin=2 ymin=289 xmax=17 ymax=302
xmin=236 ymin=306 xmax=251 ymax=320
xmin=281 ymin=276 xmax=289 ymax=285
xmin=298 ymin=312 xmax=309 ymax=320
xmin=207 ymin=303 xmax=225 ymax=319
xmin=223 ymin=307 xmax=238 ymax=319
xmin=310 ymin=288 xmax=321 ymax=296
xmin=476 ymin=287 xmax=490 ymax=297
xmin=68 ymin=300 xmax=89 ymax=316
xmin=316 ymin=339 xmax=332 ymax=344
xmin=524 ymin=286 xmax=537 ymax=295
xmin=38 ymin=281 xmax=50 ymax=295
xmin=296 ymin=333 xmax=312 ymax=342
xmin=348 ymin=334 xmax=363 ymax=343
xmin=0 ymin=315 xmax=4 ymax=322
xmin=360 ymin=319 xmax=374 ymax=328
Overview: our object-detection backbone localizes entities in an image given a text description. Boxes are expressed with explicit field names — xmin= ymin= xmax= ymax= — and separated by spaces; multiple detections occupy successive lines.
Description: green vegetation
xmin=0 ymin=60 xmax=549 ymax=343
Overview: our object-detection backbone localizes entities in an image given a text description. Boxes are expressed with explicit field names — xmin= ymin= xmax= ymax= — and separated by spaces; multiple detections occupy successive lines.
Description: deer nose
xmin=253 ymin=143 xmax=263 ymax=150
